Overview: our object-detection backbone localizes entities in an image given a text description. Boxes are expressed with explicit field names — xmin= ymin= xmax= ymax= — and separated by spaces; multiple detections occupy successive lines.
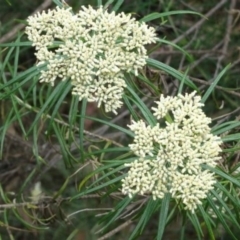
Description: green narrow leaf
xmin=78 ymin=161 xmax=127 ymax=192
xmin=198 ymin=205 xmax=215 ymax=240
xmin=210 ymin=189 xmax=240 ymax=229
xmin=112 ymin=0 xmax=124 ymax=11
xmin=78 ymin=164 xmax=125 ymax=192
xmin=53 ymin=178 xmax=70 ymax=199
xmin=126 ymin=82 xmax=156 ymax=126
xmin=207 ymin=194 xmax=237 ymax=240
xmin=12 ymin=208 xmax=48 ymax=230
xmin=221 ymin=133 xmax=240 ymax=142
xmin=147 ymin=58 xmax=197 ymax=89
xmin=201 ymin=64 xmax=231 ymax=103
xmin=178 ymin=68 xmax=189 ymax=94
xmin=157 ymin=193 xmax=171 ymax=240
xmin=79 ymin=98 xmax=87 ymax=162
xmin=137 ymin=72 xmax=158 ymax=93
xmin=0 ymin=41 xmax=33 ymax=47
xmin=100 ymin=196 xmax=132 ymax=232
xmin=141 ymin=199 xmax=159 ymax=232
xmin=122 ymin=94 xmax=139 ymax=121
xmin=27 ymin=80 xmax=69 ymax=134
xmin=52 ymin=123 xmax=73 ymax=168
xmin=19 ymin=167 xmax=38 ymax=193
xmin=32 ymin=121 xmax=41 ymax=164
xmin=13 ymin=37 xmax=20 ymax=78
xmin=104 ymin=0 xmax=115 ymax=9
xmin=156 ymin=39 xmax=192 ymax=60
xmin=66 ymin=229 xmax=79 ymax=240
xmin=180 ymin=225 xmax=186 ymax=240
xmin=48 ymin=82 xmax=72 ymax=128
xmin=75 ymin=174 xmax=123 ymax=199
xmin=10 ymin=95 xmax=27 ymax=136
xmin=52 ymin=0 xmax=64 ymax=7
xmin=129 ymin=198 xmax=158 ymax=239
xmin=68 ymin=95 xmax=79 ymax=127
xmin=3 ymin=209 xmax=14 ymax=240
xmin=211 ymin=121 xmax=240 ymax=135
xmin=0 ymin=65 xmax=40 ymax=93
xmin=215 ymin=182 xmax=240 ymax=218
xmin=1 ymin=46 xmax=14 ymax=73
xmin=1 ymin=71 xmax=39 ymax=100
xmin=187 ymin=212 xmax=204 ymax=240
xmin=0 ymin=109 xmax=15 ymax=158
xmin=81 ymin=115 xmax=134 ymax=137
xmin=97 ymin=0 xmax=102 ymax=6
xmin=0 ymin=184 xmax=10 ymax=203
xmin=140 ymin=11 xmax=203 ymax=22
xmin=204 ymin=165 xmax=240 ymax=188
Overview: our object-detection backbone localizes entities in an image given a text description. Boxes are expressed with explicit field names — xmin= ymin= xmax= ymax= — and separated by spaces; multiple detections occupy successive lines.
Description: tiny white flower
xmin=122 ymin=92 xmax=222 ymax=212
xmin=26 ymin=6 xmax=157 ymax=113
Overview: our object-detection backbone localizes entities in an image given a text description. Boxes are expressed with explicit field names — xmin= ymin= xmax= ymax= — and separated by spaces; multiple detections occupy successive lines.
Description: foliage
xmin=0 ymin=0 xmax=240 ymax=239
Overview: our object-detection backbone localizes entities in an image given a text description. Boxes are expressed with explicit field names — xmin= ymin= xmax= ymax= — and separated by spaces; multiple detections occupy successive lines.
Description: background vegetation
xmin=0 ymin=0 xmax=240 ymax=239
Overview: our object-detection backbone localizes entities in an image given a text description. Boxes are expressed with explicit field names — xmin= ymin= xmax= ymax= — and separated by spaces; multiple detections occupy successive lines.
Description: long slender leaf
xmin=112 ymin=0 xmax=124 ymax=11
xmin=201 ymin=64 xmax=231 ymax=103
xmin=210 ymin=189 xmax=240 ymax=229
xmin=140 ymin=11 xmax=203 ymax=22
xmin=27 ymin=80 xmax=70 ymax=134
xmin=156 ymin=38 xmax=192 ymax=60
xmin=157 ymin=193 xmax=171 ymax=240
xmin=221 ymin=133 xmax=240 ymax=142
xmin=211 ymin=121 xmax=240 ymax=135
xmin=79 ymin=98 xmax=87 ymax=162
xmin=129 ymin=198 xmax=159 ymax=239
xmin=100 ymin=196 xmax=132 ymax=232
xmin=126 ymin=82 xmax=156 ymax=126
xmin=147 ymin=58 xmax=197 ymax=89
xmin=207 ymin=195 xmax=237 ymax=240
xmin=80 ymin=115 xmax=134 ymax=137
xmin=204 ymin=165 xmax=240 ymax=188
xmin=187 ymin=213 xmax=203 ymax=240
xmin=198 ymin=205 xmax=215 ymax=240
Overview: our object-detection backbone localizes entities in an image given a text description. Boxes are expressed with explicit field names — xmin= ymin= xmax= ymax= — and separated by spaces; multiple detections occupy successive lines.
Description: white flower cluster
xmin=122 ymin=92 xmax=222 ymax=212
xmin=25 ymin=6 xmax=157 ymax=113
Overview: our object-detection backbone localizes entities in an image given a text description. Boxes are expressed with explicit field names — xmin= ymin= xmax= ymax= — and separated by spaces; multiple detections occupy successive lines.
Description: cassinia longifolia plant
xmin=1 ymin=1 xmax=238 ymax=239
xmin=26 ymin=6 xmax=222 ymax=213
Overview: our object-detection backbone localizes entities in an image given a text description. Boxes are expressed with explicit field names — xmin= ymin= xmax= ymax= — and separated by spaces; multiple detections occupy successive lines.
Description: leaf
xmin=147 ymin=58 xmax=197 ymax=89
xmin=129 ymin=198 xmax=159 ymax=239
xmin=207 ymin=194 xmax=237 ymax=240
xmin=187 ymin=213 xmax=204 ymax=240
xmin=211 ymin=121 xmax=240 ymax=135
xmin=204 ymin=165 xmax=240 ymax=188
xmin=157 ymin=193 xmax=171 ymax=240
xmin=140 ymin=11 xmax=204 ymax=22
xmin=156 ymin=39 xmax=192 ymax=60
xmin=198 ymin=205 xmax=215 ymax=240
xmin=112 ymin=0 xmax=124 ymax=11
xmin=201 ymin=64 xmax=231 ymax=103
xmin=126 ymin=81 xmax=157 ymax=126
xmin=221 ymin=133 xmax=240 ymax=142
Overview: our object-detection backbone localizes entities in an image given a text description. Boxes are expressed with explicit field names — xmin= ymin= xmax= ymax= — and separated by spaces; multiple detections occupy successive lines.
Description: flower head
xmin=122 ymin=92 xmax=222 ymax=212
xmin=26 ymin=6 xmax=157 ymax=113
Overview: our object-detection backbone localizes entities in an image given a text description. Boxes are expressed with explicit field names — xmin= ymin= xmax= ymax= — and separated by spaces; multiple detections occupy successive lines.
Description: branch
xmin=214 ymin=0 xmax=236 ymax=78
xmin=173 ymin=0 xmax=228 ymax=44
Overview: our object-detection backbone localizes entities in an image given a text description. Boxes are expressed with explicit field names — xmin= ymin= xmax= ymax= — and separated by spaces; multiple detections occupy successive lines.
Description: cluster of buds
xmin=25 ymin=5 xmax=157 ymax=113
xmin=122 ymin=92 xmax=222 ymax=212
